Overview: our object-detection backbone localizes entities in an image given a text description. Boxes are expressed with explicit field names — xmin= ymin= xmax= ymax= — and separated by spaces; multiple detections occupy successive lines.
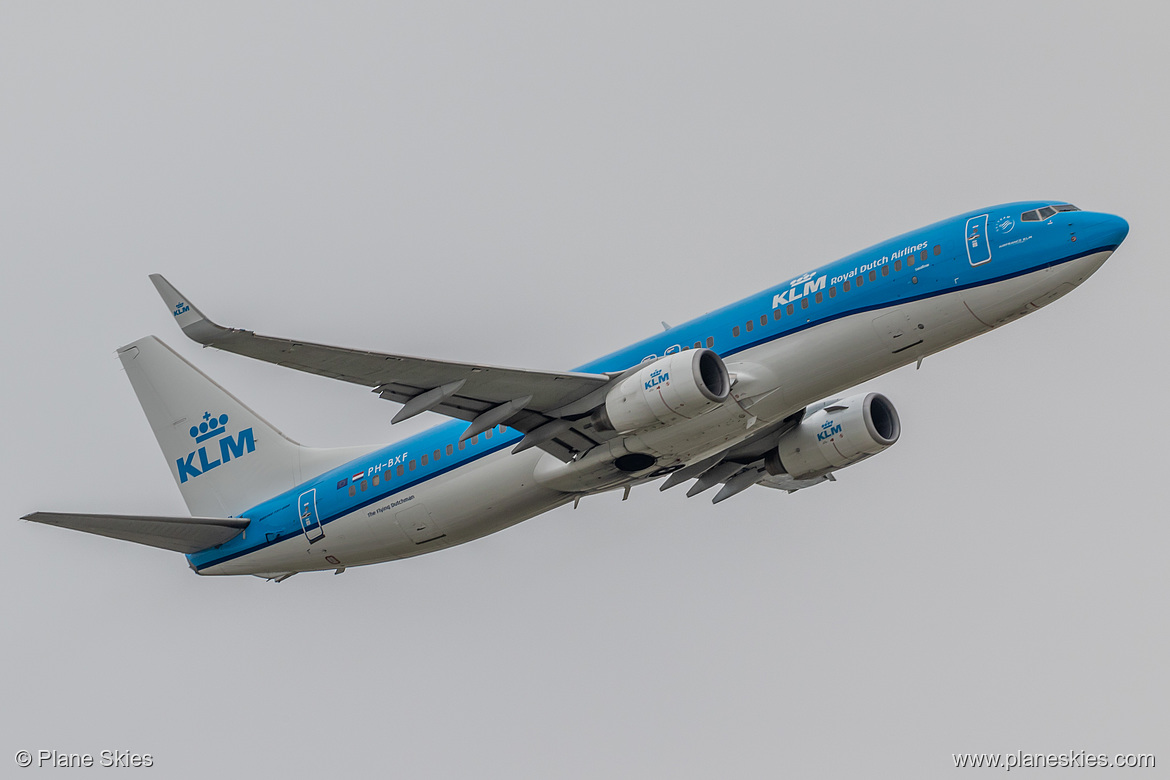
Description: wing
xmin=150 ymin=275 xmax=616 ymax=460
xmin=22 ymin=512 xmax=248 ymax=554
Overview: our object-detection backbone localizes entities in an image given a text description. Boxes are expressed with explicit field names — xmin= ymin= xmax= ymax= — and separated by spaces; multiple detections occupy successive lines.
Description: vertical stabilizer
xmin=118 ymin=336 xmax=371 ymax=517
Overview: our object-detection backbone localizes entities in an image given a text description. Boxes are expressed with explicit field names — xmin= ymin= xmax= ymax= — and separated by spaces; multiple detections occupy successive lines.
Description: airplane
xmin=24 ymin=202 xmax=1129 ymax=580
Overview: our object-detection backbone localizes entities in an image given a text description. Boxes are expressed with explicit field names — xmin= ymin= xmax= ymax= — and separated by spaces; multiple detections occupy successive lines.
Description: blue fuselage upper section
xmin=187 ymin=202 xmax=1128 ymax=572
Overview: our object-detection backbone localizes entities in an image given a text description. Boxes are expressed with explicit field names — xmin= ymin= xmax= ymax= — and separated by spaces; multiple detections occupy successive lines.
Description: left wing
xmin=150 ymin=275 xmax=615 ymax=460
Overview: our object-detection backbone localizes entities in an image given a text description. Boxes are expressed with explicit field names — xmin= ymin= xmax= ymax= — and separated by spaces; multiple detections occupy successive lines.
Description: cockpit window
xmin=1021 ymin=204 xmax=1078 ymax=221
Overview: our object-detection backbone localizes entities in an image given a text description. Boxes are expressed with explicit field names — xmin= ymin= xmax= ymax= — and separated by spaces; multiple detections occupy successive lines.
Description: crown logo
xmin=189 ymin=411 xmax=230 ymax=443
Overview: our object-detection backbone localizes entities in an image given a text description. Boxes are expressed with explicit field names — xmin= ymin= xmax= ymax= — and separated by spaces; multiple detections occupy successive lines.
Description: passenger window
xmin=932 ymin=245 xmax=939 ymax=256
xmin=693 ymin=341 xmax=702 ymax=348
xmin=421 ymin=454 xmax=428 ymax=466
xmin=733 ymin=325 xmax=740 ymax=337
xmin=373 ymin=474 xmax=380 ymax=486
xmin=760 ymin=315 xmax=767 ymax=327
xmin=361 ymin=480 xmax=368 ymax=492
xmin=458 ymin=441 xmax=465 ymax=451
xmin=434 ymin=449 xmax=441 ymax=460
xmin=868 ymin=270 xmax=876 ymax=282
xmin=472 ymin=435 xmax=479 ymax=445
xmin=829 ymin=286 xmax=836 ymax=298
xmin=801 ymin=298 xmax=809 ymax=310
xmin=856 ymin=275 xmax=863 ymax=287
xmin=881 ymin=265 xmax=889 ymax=277
xmin=843 ymin=280 xmax=851 ymax=292
xmin=745 ymin=320 xmax=753 ymax=332
xmin=772 ymin=310 xmax=781 ymax=321
xmin=485 ymin=429 xmax=492 ymax=439
xmin=815 ymin=292 xmax=823 ymax=303
xmin=409 ymin=460 xmax=416 ymax=471
xmin=894 ymin=260 xmax=901 ymax=272
xmin=786 ymin=303 xmax=794 ymax=315
xmin=446 ymin=444 xmax=454 ymax=456
xmin=397 ymin=464 xmax=405 ymax=476
xmin=349 ymin=485 xmax=356 ymax=497
xmin=706 ymin=337 xmax=714 ymax=348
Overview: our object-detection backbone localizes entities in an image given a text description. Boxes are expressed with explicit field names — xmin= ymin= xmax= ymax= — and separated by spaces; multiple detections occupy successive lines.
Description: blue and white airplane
xmin=25 ymin=202 xmax=1128 ymax=579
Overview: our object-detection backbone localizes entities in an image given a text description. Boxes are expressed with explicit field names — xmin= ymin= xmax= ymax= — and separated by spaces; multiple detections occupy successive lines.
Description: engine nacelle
xmin=593 ymin=349 xmax=731 ymax=434
xmin=766 ymin=393 xmax=900 ymax=479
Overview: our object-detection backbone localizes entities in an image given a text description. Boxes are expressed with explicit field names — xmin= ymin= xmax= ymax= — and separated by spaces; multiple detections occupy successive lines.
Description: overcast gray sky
xmin=3 ymin=2 xmax=1167 ymax=777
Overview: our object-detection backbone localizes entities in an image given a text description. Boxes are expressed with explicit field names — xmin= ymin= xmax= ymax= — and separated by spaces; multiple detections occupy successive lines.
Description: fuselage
xmin=190 ymin=202 xmax=1128 ymax=576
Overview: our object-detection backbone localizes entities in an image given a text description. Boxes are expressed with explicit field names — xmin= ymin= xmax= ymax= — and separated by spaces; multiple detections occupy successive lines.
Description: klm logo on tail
xmin=176 ymin=411 xmax=255 ymax=483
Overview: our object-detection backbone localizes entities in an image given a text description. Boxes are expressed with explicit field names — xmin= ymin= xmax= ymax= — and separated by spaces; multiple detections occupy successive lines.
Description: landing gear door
xmin=298 ymin=488 xmax=324 ymax=544
xmin=966 ymin=214 xmax=991 ymax=266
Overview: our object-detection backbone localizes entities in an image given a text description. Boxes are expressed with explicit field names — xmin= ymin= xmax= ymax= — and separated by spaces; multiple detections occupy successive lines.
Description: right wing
xmin=150 ymin=275 xmax=618 ymax=460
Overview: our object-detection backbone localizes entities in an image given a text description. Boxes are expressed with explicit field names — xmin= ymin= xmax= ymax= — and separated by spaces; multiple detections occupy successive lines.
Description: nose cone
xmin=1086 ymin=212 xmax=1129 ymax=249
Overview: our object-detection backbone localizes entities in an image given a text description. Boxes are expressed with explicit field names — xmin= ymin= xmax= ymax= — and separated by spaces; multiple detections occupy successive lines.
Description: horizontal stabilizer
xmin=22 ymin=512 xmax=248 ymax=554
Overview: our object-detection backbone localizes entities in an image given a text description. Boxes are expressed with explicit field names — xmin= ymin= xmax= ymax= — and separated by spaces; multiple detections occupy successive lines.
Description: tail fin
xmin=118 ymin=336 xmax=372 ymax=517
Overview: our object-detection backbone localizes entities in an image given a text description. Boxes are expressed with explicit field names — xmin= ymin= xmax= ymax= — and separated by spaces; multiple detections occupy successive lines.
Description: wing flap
xmin=22 ymin=512 xmax=248 ymax=554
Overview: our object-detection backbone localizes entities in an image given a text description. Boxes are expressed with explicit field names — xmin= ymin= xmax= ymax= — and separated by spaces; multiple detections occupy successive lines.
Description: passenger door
xmin=965 ymin=214 xmax=991 ymax=266
xmin=298 ymin=488 xmax=324 ymax=544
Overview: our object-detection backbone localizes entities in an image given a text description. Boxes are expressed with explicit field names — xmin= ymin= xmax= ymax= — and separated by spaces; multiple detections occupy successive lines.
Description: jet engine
xmin=592 ymin=349 xmax=731 ymax=434
xmin=766 ymin=393 xmax=900 ymax=479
